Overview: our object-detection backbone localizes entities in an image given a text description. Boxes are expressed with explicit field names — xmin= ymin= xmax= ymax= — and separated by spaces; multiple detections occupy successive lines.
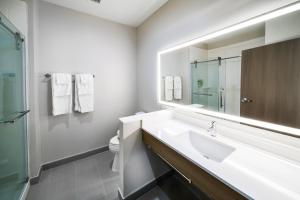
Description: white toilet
xmin=109 ymin=112 xmax=145 ymax=172
xmin=109 ymin=130 xmax=120 ymax=172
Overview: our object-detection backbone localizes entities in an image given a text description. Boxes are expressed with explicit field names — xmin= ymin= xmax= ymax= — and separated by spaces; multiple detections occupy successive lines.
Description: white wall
xmin=265 ymin=11 xmax=300 ymax=44
xmin=189 ymin=46 xmax=208 ymax=63
xmin=137 ymin=0 xmax=297 ymax=112
xmin=207 ymin=37 xmax=265 ymax=59
xmin=38 ymin=2 xmax=137 ymax=163
xmin=25 ymin=0 xmax=42 ymax=177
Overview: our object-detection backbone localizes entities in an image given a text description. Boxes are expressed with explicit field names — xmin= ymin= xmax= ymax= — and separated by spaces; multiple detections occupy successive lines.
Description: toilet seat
xmin=109 ymin=144 xmax=119 ymax=152
xmin=110 ymin=135 xmax=119 ymax=145
xmin=109 ymin=135 xmax=120 ymax=172
xmin=109 ymin=135 xmax=119 ymax=152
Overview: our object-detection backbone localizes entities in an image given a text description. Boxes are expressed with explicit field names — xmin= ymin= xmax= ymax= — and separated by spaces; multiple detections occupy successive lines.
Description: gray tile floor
xmin=27 ymin=151 xmax=209 ymax=200
xmin=26 ymin=151 xmax=119 ymax=200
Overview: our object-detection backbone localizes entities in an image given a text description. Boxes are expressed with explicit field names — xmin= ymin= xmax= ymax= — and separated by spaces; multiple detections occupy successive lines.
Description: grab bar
xmin=0 ymin=110 xmax=30 ymax=124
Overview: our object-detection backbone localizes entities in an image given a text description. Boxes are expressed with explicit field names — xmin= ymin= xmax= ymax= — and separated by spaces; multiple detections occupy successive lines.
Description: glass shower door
xmin=191 ymin=60 xmax=220 ymax=111
xmin=0 ymin=14 xmax=28 ymax=200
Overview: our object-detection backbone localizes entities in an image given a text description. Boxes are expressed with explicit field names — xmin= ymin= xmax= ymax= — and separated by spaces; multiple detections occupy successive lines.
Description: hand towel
xmin=74 ymin=74 xmax=94 ymax=113
xmin=51 ymin=73 xmax=72 ymax=116
xmin=174 ymin=76 xmax=182 ymax=100
xmin=164 ymin=76 xmax=173 ymax=101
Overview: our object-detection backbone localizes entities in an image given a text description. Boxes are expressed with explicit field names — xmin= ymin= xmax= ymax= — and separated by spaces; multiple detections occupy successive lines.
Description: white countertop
xmin=142 ymin=117 xmax=300 ymax=200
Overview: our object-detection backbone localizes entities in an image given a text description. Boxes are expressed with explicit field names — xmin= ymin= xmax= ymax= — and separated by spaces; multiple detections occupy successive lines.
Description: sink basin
xmin=180 ymin=130 xmax=235 ymax=162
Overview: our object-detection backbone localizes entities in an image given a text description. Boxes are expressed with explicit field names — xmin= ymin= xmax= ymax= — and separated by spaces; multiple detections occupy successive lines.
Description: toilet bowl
xmin=109 ymin=133 xmax=120 ymax=172
xmin=109 ymin=112 xmax=145 ymax=172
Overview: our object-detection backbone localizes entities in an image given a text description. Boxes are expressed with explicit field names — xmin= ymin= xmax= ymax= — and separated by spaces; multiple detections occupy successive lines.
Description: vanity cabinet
xmin=142 ymin=131 xmax=247 ymax=200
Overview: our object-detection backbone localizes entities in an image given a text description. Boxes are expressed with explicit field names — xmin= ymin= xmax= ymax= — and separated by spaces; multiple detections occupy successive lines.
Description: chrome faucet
xmin=207 ymin=121 xmax=216 ymax=137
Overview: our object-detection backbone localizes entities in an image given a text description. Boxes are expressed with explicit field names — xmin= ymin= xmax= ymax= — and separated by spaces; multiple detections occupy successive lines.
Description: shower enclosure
xmin=0 ymin=13 xmax=28 ymax=200
xmin=191 ymin=56 xmax=241 ymax=115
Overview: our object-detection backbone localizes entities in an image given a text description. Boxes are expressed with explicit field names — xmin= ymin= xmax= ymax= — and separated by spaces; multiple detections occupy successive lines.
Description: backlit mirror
xmin=159 ymin=8 xmax=300 ymax=131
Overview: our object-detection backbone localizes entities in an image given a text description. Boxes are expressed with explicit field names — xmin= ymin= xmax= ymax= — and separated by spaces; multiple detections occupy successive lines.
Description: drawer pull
xmin=156 ymin=153 xmax=192 ymax=184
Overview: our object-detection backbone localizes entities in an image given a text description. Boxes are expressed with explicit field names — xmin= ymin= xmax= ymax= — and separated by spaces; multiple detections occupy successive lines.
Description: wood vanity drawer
xmin=142 ymin=131 xmax=247 ymax=200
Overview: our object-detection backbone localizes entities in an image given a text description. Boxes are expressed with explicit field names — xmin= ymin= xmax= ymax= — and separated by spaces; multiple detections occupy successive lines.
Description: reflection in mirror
xmin=159 ymin=10 xmax=300 ymax=129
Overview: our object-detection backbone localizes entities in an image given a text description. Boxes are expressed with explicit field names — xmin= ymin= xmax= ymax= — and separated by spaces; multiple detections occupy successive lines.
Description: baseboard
xmin=30 ymin=145 xmax=109 ymax=185
xmin=29 ymin=166 xmax=42 ymax=185
xmin=43 ymin=146 xmax=109 ymax=170
xmin=118 ymin=188 xmax=125 ymax=200
xmin=118 ymin=170 xmax=174 ymax=200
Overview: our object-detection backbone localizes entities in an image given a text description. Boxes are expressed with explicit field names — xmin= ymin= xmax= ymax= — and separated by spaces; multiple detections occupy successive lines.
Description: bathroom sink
xmin=160 ymin=127 xmax=188 ymax=137
xmin=179 ymin=130 xmax=235 ymax=162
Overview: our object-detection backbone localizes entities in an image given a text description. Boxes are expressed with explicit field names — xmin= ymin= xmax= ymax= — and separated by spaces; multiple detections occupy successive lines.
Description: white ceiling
xmin=41 ymin=0 xmax=168 ymax=27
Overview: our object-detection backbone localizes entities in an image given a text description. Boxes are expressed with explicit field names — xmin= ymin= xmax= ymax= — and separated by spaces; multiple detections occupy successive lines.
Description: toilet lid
xmin=110 ymin=135 xmax=119 ymax=146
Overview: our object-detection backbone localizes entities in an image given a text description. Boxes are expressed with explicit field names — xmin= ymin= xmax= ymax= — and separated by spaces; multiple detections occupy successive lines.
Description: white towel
xmin=51 ymin=73 xmax=72 ymax=116
xmin=74 ymin=74 xmax=94 ymax=113
xmin=174 ymin=76 xmax=182 ymax=100
xmin=164 ymin=76 xmax=173 ymax=101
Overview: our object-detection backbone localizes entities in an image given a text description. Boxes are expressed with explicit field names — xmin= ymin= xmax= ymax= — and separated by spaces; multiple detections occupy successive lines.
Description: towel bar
xmin=44 ymin=73 xmax=95 ymax=78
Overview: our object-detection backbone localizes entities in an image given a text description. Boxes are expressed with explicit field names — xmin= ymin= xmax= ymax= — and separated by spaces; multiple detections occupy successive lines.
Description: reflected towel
xmin=164 ymin=76 xmax=173 ymax=101
xmin=174 ymin=76 xmax=182 ymax=100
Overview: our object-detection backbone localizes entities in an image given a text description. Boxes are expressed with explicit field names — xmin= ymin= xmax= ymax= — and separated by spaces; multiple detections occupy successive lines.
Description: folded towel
xmin=55 ymin=74 xmax=70 ymax=85
xmin=165 ymin=76 xmax=173 ymax=89
xmin=51 ymin=73 xmax=72 ymax=116
xmin=174 ymin=76 xmax=182 ymax=100
xmin=74 ymin=74 xmax=94 ymax=113
xmin=164 ymin=76 xmax=173 ymax=101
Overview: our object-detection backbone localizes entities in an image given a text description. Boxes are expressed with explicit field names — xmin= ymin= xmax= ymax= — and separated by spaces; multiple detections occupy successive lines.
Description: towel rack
xmin=44 ymin=73 xmax=95 ymax=78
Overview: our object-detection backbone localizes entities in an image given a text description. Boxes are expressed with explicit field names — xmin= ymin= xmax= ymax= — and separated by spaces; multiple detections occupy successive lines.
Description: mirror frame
xmin=157 ymin=2 xmax=300 ymax=138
